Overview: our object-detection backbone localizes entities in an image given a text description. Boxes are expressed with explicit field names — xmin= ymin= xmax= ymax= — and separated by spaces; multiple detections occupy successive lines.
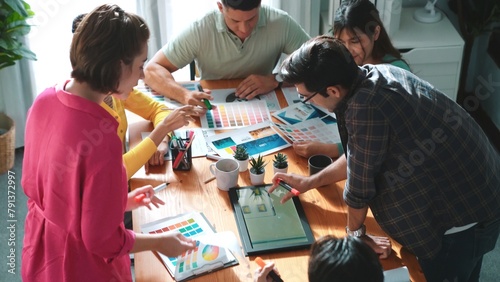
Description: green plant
xmin=249 ymin=154 xmax=267 ymax=175
xmin=273 ymin=152 xmax=288 ymax=169
xmin=0 ymin=0 xmax=36 ymax=70
xmin=233 ymin=145 xmax=249 ymax=161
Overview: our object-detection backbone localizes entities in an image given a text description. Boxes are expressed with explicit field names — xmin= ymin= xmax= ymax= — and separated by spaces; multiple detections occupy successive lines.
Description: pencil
xmin=203 ymin=176 xmax=216 ymax=184
xmin=161 ymin=107 xmax=178 ymax=111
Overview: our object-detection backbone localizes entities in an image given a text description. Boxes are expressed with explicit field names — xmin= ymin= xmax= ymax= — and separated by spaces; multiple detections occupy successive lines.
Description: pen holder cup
xmin=171 ymin=138 xmax=192 ymax=171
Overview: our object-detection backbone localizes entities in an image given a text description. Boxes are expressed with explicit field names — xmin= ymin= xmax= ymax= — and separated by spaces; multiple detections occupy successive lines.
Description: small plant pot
xmin=235 ymin=158 xmax=249 ymax=172
xmin=249 ymin=168 xmax=265 ymax=185
xmin=273 ymin=166 xmax=288 ymax=174
xmin=0 ymin=113 xmax=15 ymax=174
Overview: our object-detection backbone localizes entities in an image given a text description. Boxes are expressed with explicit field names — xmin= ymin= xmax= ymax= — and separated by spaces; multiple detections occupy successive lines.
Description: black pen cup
xmin=170 ymin=138 xmax=192 ymax=171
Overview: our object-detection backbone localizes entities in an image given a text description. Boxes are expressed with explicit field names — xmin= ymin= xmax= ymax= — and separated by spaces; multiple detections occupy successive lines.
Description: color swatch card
xmin=272 ymin=103 xmax=337 ymax=125
xmin=201 ymin=101 xmax=272 ymax=130
xmin=141 ymin=211 xmax=238 ymax=281
xmin=205 ymin=121 xmax=291 ymax=158
xmin=273 ymin=118 xmax=341 ymax=144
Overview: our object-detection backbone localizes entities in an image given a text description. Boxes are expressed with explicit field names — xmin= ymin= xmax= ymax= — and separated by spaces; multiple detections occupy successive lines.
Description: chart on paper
xmin=273 ymin=118 xmax=341 ymax=144
xmin=201 ymin=101 xmax=272 ymax=130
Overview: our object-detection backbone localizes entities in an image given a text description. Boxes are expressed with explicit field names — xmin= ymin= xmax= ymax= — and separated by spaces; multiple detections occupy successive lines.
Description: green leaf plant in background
xmin=0 ymin=0 xmax=36 ymax=70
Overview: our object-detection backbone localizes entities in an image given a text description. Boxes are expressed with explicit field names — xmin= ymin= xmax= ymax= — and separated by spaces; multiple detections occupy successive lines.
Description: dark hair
xmin=280 ymin=35 xmax=358 ymax=94
xmin=333 ymin=0 xmax=403 ymax=63
xmin=70 ymin=4 xmax=149 ymax=94
xmin=308 ymin=235 xmax=384 ymax=282
xmin=221 ymin=0 xmax=261 ymax=11
xmin=71 ymin=13 xmax=86 ymax=33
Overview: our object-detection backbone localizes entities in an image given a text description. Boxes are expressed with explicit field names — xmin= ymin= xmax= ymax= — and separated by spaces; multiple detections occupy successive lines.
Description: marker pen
xmin=134 ymin=183 xmax=169 ymax=203
xmin=206 ymin=154 xmax=223 ymax=161
xmin=255 ymin=257 xmax=283 ymax=282
xmin=277 ymin=178 xmax=300 ymax=196
xmin=198 ymin=84 xmax=212 ymax=110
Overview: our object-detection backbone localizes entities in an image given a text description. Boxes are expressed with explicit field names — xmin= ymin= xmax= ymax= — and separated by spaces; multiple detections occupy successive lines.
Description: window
xmin=28 ymin=1 xmax=137 ymax=95
xmin=28 ymin=0 xmax=278 ymax=95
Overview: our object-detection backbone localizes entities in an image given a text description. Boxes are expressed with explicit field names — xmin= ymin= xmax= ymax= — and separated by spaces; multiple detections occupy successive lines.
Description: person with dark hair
xmin=293 ymin=0 xmax=410 ymax=160
xmin=22 ymin=5 xmax=197 ymax=281
xmin=270 ymin=36 xmax=500 ymax=282
xmin=144 ymin=0 xmax=310 ymax=107
xmin=71 ymin=13 xmax=203 ymax=179
xmin=254 ymin=235 xmax=384 ymax=282
xmin=334 ymin=0 xmax=409 ymax=70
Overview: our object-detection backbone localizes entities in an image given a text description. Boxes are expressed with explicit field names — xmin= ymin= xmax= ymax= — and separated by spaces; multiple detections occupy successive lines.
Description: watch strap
xmin=346 ymin=224 xmax=366 ymax=237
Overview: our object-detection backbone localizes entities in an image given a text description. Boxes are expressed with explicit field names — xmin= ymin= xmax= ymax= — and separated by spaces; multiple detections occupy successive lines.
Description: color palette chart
xmin=141 ymin=212 xmax=216 ymax=278
xmin=175 ymin=240 xmax=228 ymax=280
xmin=273 ymin=118 xmax=341 ymax=144
xmin=201 ymin=101 xmax=272 ymax=130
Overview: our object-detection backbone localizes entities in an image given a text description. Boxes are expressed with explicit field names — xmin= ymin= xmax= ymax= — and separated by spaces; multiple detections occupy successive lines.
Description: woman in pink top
xmin=21 ymin=4 xmax=197 ymax=281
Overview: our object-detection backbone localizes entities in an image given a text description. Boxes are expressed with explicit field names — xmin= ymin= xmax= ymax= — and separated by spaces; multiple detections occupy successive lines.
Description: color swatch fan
xmin=140 ymin=211 xmax=238 ymax=281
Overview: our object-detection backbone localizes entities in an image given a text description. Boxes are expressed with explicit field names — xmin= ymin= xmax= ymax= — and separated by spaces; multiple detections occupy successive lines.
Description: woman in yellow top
xmin=73 ymin=13 xmax=204 ymax=179
xmin=102 ymin=90 xmax=203 ymax=179
xmin=293 ymin=0 xmax=410 ymax=159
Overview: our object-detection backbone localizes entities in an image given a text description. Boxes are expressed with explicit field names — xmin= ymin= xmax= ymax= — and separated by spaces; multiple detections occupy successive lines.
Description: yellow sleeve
xmin=123 ymin=137 xmax=157 ymax=179
xmin=124 ymin=89 xmax=170 ymax=127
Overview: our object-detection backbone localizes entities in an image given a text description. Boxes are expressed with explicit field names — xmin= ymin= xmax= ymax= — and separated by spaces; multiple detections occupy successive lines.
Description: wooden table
xmin=129 ymin=80 xmax=426 ymax=282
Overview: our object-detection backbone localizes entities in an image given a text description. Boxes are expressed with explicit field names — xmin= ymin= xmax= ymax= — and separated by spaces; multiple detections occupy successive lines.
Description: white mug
xmin=209 ymin=158 xmax=239 ymax=191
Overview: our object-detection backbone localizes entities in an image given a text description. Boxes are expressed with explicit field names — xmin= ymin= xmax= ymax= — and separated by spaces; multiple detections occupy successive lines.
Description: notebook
xmin=140 ymin=211 xmax=238 ymax=281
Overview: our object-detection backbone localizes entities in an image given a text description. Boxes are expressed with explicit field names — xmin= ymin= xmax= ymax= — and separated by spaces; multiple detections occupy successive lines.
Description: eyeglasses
xmin=299 ymin=91 xmax=320 ymax=104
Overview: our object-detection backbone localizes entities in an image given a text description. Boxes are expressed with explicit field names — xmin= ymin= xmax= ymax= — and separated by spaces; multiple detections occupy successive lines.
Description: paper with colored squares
xmin=201 ymin=101 xmax=272 ymax=130
xmin=141 ymin=211 xmax=238 ymax=281
xmin=273 ymin=118 xmax=341 ymax=144
xmin=205 ymin=121 xmax=291 ymax=158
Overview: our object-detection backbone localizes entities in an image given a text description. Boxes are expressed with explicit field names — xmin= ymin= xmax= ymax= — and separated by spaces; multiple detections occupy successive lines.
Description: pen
xmin=198 ymin=84 xmax=212 ymax=110
xmin=134 ymin=183 xmax=169 ymax=203
xmin=173 ymin=134 xmax=196 ymax=169
xmin=206 ymin=154 xmax=223 ymax=161
xmin=203 ymin=176 xmax=216 ymax=184
xmin=276 ymin=178 xmax=300 ymax=196
xmin=255 ymin=257 xmax=283 ymax=282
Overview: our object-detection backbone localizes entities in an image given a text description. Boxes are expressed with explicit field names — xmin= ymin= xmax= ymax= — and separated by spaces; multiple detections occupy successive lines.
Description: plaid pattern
xmin=335 ymin=65 xmax=500 ymax=259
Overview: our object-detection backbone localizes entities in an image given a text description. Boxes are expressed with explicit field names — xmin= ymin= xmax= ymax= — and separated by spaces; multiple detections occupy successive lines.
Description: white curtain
xmin=0 ymin=38 xmax=36 ymax=148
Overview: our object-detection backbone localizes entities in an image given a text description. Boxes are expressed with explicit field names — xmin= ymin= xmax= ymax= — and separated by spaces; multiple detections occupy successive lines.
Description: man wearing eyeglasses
xmin=269 ymin=36 xmax=500 ymax=282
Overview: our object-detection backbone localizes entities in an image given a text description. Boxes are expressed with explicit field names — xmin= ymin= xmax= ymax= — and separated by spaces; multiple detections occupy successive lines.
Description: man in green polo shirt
xmin=144 ymin=0 xmax=310 ymax=108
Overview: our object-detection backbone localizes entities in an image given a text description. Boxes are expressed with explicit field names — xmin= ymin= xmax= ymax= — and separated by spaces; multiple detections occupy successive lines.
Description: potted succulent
xmin=249 ymin=154 xmax=267 ymax=185
xmin=273 ymin=152 xmax=288 ymax=174
xmin=233 ymin=145 xmax=249 ymax=172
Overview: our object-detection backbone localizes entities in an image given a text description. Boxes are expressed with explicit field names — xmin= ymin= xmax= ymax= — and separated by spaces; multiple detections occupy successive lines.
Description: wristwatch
xmin=274 ymin=73 xmax=283 ymax=89
xmin=346 ymin=224 xmax=366 ymax=237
